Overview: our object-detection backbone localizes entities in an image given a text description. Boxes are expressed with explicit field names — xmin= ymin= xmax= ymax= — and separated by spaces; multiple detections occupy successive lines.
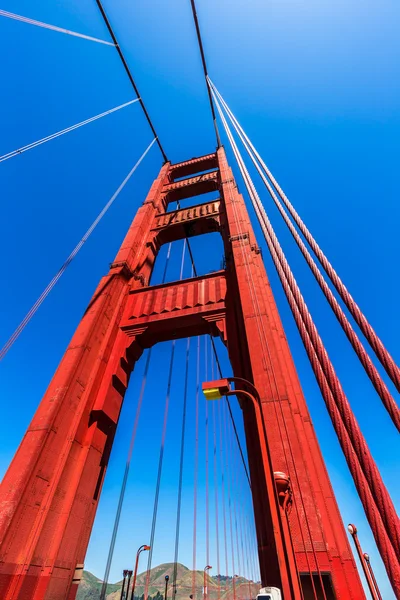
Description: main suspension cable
xmin=0 ymin=137 xmax=157 ymax=362
xmin=0 ymin=99 xmax=139 ymax=164
xmin=208 ymin=78 xmax=400 ymax=394
xmin=0 ymin=9 xmax=115 ymax=45
xmin=94 ymin=0 xmax=167 ymax=161
xmin=214 ymin=98 xmax=400 ymax=591
xmin=188 ymin=0 xmax=221 ymax=147
xmin=210 ymin=80 xmax=400 ymax=433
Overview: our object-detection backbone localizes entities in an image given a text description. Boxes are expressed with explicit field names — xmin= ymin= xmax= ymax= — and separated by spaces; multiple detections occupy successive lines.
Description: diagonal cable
xmin=0 ymin=99 xmax=139 ymax=163
xmin=0 ymin=137 xmax=157 ymax=361
xmin=0 ymin=9 xmax=115 ymax=45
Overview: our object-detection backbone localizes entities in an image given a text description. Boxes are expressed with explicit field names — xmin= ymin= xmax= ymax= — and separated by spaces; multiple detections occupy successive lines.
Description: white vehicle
xmin=256 ymin=587 xmax=282 ymax=600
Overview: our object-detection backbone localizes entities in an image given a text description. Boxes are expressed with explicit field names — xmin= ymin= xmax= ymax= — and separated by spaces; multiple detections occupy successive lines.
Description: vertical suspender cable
xmin=192 ymin=337 xmax=201 ymax=598
xmin=212 ymin=401 xmax=221 ymax=600
xmin=213 ymin=95 xmax=400 ymax=595
xmin=208 ymin=78 xmax=400 ymax=395
xmin=144 ymin=340 xmax=176 ymax=600
xmin=210 ymin=80 xmax=400 ymax=433
xmin=218 ymin=398 xmax=230 ymax=592
xmin=172 ymin=337 xmax=191 ymax=596
xmin=205 ymin=337 xmax=210 ymax=570
xmin=99 ymin=349 xmax=152 ymax=600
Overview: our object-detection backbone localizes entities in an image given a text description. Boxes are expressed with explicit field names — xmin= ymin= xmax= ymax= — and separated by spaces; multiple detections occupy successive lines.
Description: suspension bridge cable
xmin=0 ymin=9 xmax=115 ymax=45
xmin=144 ymin=240 xmax=188 ymax=598
xmin=213 ymin=92 xmax=335 ymax=598
xmin=93 ymin=0 xmax=167 ymax=161
xmin=0 ymin=98 xmax=140 ymax=164
xmin=182 ymin=227 xmax=251 ymax=488
xmin=172 ymin=337 xmax=191 ymax=597
xmin=99 ymin=237 xmax=174 ymax=599
xmin=208 ymin=78 xmax=400 ymax=396
xmin=214 ymin=99 xmax=400 ymax=593
xmin=188 ymin=0 xmax=221 ymax=147
xmin=99 ymin=349 xmax=152 ymax=600
xmin=205 ymin=338 xmax=210 ymax=571
xmin=0 ymin=137 xmax=157 ymax=362
xmin=212 ymin=397 xmax=221 ymax=600
xmin=209 ymin=80 xmax=400 ymax=433
xmin=144 ymin=340 xmax=176 ymax=600
xmin=218 ymin=398 xmax=230 ymax=592
xmin=192 ymin=336 xmax=200 ymax=599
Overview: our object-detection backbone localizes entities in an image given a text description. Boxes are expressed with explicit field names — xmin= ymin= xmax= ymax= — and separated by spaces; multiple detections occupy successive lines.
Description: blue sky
xmin=0 ymin=0 xmax=399 ymax=597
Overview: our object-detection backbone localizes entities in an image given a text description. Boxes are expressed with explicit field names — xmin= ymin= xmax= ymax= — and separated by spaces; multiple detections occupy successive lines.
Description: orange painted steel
xmin=0 ymin=149 xmax=366 ymax=599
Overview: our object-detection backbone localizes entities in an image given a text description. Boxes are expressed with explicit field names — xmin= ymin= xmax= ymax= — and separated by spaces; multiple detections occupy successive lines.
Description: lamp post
xmin=202 ymin=377 xmax=302 ymax=600
xmin=233 ymin=574 xmax=239 ymax=600
xmin=364 ymin=552 xmax=382 ymax=600
xmin=120 ymin=570 xmax=129 ymax=600
xmin=204 ymin=566 xmax=212 ymax=600
xmin=348 ymin=525 xmax=379 ymax=600
xmin=364 ymin=553 xmax=383 ymax=600
xmin=129 ymin=544 xmax=151 ymax=600
xmin=165 ymin=575 xmax=170 ymax=600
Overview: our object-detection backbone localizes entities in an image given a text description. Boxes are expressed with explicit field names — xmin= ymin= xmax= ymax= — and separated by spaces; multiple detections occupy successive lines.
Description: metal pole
xmin=165 ymin=575 xmax=170 ymax=600
xmin=125 ymin=571 xmax=133 ymax=600
xmin=348 ymin=525 xmax=379 ymax=600
xmin=120 ymin=570 xmax=129 ymax=600
xmin=364 ymin=554 xmax=383 ymax=600
xmin=130 ymin=545 xmax=151 ymax=600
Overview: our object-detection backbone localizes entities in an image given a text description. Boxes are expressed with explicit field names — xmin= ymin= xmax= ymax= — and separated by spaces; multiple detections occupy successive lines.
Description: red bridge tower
xmin=0 ymin=149 xmax=365 ymax=599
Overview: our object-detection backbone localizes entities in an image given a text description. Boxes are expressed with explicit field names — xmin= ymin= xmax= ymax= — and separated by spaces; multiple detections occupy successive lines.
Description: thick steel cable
xmin=216 ymin=107 xmax=400 ymax=592
xmin=93 ymin=0 xmax=167 ymax=161
xmin=210 ymin=81 xmax=400 ymax=433
xmin=216 ymin=95 xmax=323 ymax=597
xmin=0 ymin=138 xmax=157 ymax=362
xmin=0 ymin=9 xmax=114 ymax=45
xmin=216 ymin=100 xmax=321 ymax=595
xmin=192 ymin=337 xmax=200 ymax=598
xmin=209 ymin=78 xmax=400 ymax=394
xmin=215 ymin=93 xmax=400 ymax=549
xmin=172 ymin=336 xmax=191 ymax=598
xmin=188 ymin=0 xmax=221 ymax=147
xmin=0 ymin=99 xmax=139 ymax=164
xmin=99 ymin=349 xmax=152 ymax=600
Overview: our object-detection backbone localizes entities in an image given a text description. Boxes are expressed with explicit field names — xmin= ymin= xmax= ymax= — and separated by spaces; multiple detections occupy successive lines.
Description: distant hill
xmin=77 ymin=563 xmax=260 ymax=600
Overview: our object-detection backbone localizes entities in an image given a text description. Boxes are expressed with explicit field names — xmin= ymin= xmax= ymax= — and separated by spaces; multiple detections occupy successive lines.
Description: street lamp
xmin=363 ymin=554 xmax=383 ymax=600
xmin=348 ymin=525 xmax=380 ymax=600
xmin=165 ymin=575 xmax=170 ymax=600
xmin=120 ymin=570 xmax=130 ymax=600
xmin=202 ymin=377 xmax=301 ymax=600
xmin=129 ymin=545 xmax=151 ymax=600
xmin=121 ymin=570 xmax=133 ymax=600
xmin=204 ymin=566 xmax=212 ymax=600
xmin=233 ymin=575 xmax=239 ymax=600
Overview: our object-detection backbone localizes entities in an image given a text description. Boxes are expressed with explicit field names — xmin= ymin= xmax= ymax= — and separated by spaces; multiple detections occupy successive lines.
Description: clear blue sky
xmin=0 ymin=0 xmax=399 ymax=597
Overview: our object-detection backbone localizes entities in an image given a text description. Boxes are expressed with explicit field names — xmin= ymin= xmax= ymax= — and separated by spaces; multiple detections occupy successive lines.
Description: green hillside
xmin=77 ymin=563 xmax=260 ymax=600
